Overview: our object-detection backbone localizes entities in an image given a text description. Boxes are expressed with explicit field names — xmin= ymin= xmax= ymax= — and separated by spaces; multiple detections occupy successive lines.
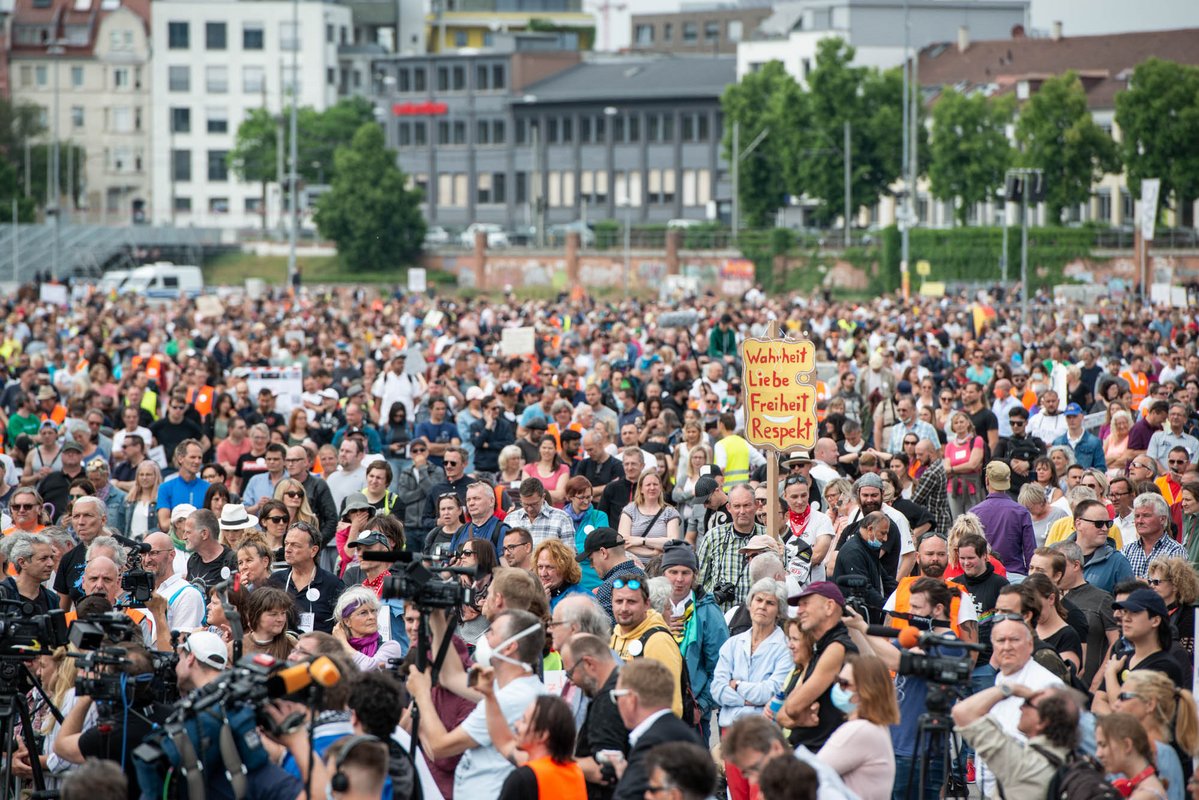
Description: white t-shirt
xmin=155 ymin=572 xmax=206 ymax=631
xmin=455 ymin=674 xmax=546 ymax=800
xmin=783 ymin=508 xmax=835 ymax=582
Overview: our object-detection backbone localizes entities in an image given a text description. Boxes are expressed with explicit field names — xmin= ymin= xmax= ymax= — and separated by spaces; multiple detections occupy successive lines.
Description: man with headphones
xmin=324 ymin=735 xmax=390 ymax=800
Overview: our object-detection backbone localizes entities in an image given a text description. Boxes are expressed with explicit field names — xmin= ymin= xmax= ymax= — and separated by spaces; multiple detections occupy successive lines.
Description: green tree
xmin=1115 ymin=57 xmax=1199 ymax=213
xmin=789 ymin=39 xmax=910 ymax=227
xmin=929 ymin=89 xmax=1015 ymax=225
xmin=1015 ymin=71 xmax=1120 ymax=222
xmin=301 ymin=96 xmax=375 ymax=183
xmin=0 ymin=158 xmax=36 ymax=222
xmin=314 ymin=123 xmax=425 ymax=271
xmin=720 ymin=61 xmax=799 ymax=228
xmin=228 ymin=108 xmax=278 ymax=234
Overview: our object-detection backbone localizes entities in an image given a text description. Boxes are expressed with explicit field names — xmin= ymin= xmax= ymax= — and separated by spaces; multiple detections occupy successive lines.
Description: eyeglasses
xmin=1118 ymin=692 xmax=1142 ymax=702
xmin=288 ymin=521 xmax=316 ymax=534
xmin=612 ymin=578 xmax=643 ymax=591
xmin=1168 ymin=459 xmax=1188 ymax=466
xmin=1021 ymin=699 xmax=1040 ymax=712
xmin=284 ymin=457 xmax=306 ymax=463
xmin=147 ymin=548 xmax=175 ymax=556
xmin=502 ymin=542 xmax=530 ymax=554
xmin=170 ymin=405 xmax=186 ymax=410
xmin=283 ymin=491 xmax=303 ymax=498
xmin=410 ymin=448 xmax=427 ymax=454
xmin=992 ymin=613 xmax=1026 ymax=624
xmin=903 ymin=439 xmax=918 ymax=445
xmin=1147 ymin=578 xmax=1168 ymax=586
xmin=609 ymin=688 xmax=631 ymax=703
xmin=265 ymin=515 xmax=288 ymax=524
xmin=444 ymin=460 xmax=461 ymax=467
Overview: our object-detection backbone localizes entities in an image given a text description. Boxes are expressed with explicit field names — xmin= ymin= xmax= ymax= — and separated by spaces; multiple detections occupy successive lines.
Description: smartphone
xmin=467 ymin=665 xmax=484 ymax=687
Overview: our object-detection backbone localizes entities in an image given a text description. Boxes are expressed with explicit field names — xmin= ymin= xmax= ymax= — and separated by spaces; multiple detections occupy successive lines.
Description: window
xmin=206 ymin=66 xmax=228 ymax=93
xmin=209 ymin=197 xmax=229 ymax=214
xmin=647 ymin=114 xmax=659 ymax=142
xmin=663 ymin=23 xmax=673 ymax=41
xmin=697 ymin=113 xmax=709 ymax=141
xmin=413 ymin=67 xmax=426 ymax=92
xmin=476 ymin=64 xmax=489 ymax=91
xmin=613 ymin=116 xmax=625 ymax=144
xmin=168 ymin=65 xmax=189 ymax=92
xmin=398 ymin=123 xmax=411 ymax=147
xmin=173 ymin=196 xmax=191 ymax=212
xmin=561 ymin=117 xmax=573 ymax=143
xmin=35 ymin=66 xmax=47 ymax=87
xmin=206 ymin=22 xmax=226 ymax=50
xmin=1121 ymin=189 xmax=1133 ymax=221
xmin=111 ymin=106 xmax=132 ymax=132
xmin=19 ymin=66 xmax=31 ymax=88
xmin=113 ymin=67 xmax=129 ymax=88
xmin=546 ymin=117 xmax=559 ymax=144
xmin=243 ymin=23 xmax=264 ymax=49
xmin=280 ymin=21 xmax=299 ymax=51
xmin=452 ymin=66 xmax=465 ymax=91
xmin=327 ymin=68 xmax=336 ymax=86
xmin=206 ymin=107 xmax=228 ymax=133
xmin=245 ymin=197 xmax=263 ymax=213
xmin=477 ymin=119 xmax=490 ymax=145
xmin=492 ymin=120 xmax=505 ymax=144
xmin=413 ymin=121 xmax=427 ymax=145
xmin=437 ymin=121 xmax=450 ymax=145
xmin=492 ymin=65 xmax=505 ymax=90
xmin=243 ymin=66 xmax=264 ymax=93
xmin=454 ymin=30 xmax=467 ymax=47
xmin=171 ymin=107 xmax=190 ymax=133
xmin=515 ymin=172 xmax=527 ymax=204
xmin=398 ymin=69 xmax=410 ymax=92
xmin=207 ymin=150 xmax=229 ymax=181
xmin=682 ymin=22 xmax=697 ymax=42
xmin=326 ymin=24 xmax=334 ymax=43
xmin=452 ymin=121 xmax=465 ymax=145
xmin=71 ymin=65 xmax=84 ymax=88
xmin=634 ymin=24 xmax=654 ymax=45
xmin=168 ymin=21 xmax=189 ymax=49
xmin=727 ymin=20 xmax=743 ymax=42
xmin=661 ymin=112 xmax=675 ymax=142
xmin=437 ymin=67 xmax=449 ymax=92
xmin=627 ymin=114 xmax=639 ymax=143
xmin=515 ymin=118 xmax=528 ymax=145
xmin=71 ymin=106 xmax=84 ymax=128
xmin=580 ymin=116 xmax=592 ymax=144
xmin=704 ymin=21 xmax=720 ymax=41
xmin=1096 ymin=190 xmax=1112 ymax=223
xmin=172 ymin=149 xmax=191 ymax=181
xmin=477 ymin=173 xmax=495 ymax=204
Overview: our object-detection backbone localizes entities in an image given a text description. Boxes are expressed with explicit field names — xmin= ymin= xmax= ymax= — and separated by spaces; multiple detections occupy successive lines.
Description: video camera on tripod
xmin=359 ymin=548 xmax=477 ymax=610
xmin=113 ymin=534 xmax=156 ymax=608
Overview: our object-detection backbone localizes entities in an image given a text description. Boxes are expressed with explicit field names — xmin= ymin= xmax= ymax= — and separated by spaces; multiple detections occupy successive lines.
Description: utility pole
xmin=843 ymin=120 xmax=851 ymax=248
xmin=1005 ymin=167 xmax=1043 ymax=331
xmin=899 ymin=0 xmax=911 ymax=300
xmin=730 ymin=120 xmax=769 ymax=247
xmin=277 ymin=117 xmax=285 ymax=239
xmin=49 ymin=40 xmax=65 ymax=281
xmin=286 ymin=0 xmax=299 ymax=286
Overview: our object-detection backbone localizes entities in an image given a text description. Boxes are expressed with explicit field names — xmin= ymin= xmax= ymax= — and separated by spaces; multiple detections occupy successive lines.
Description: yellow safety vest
xmin=723 ymin=435 xmax=751 ymax=485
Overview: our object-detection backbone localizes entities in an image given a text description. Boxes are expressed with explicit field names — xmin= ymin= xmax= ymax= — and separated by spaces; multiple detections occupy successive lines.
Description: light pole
xmin=730 ymin=120 xmax=769 ymax=246
xmin=617 ymin=192 xmax=630 ymax=298
xmin=1004 ymin=167 xmax=1043 ymax=331
xmin=48 ymin=39 xmax=65 ymax=280
xmin=286 ymin=0 xmax=299 ymax=286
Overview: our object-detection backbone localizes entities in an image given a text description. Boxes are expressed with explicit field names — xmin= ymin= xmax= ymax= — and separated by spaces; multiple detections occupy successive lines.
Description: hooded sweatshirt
xmin=951 ymin=561 xmax=1008 ymax=665
xmin=610 ymin=608 xmax=684 ymax=716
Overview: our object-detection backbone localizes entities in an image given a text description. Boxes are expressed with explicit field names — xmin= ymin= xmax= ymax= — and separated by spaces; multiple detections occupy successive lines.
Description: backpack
xmin=637 ymin=625 xmax=703 ymax=733
xmin=1029 ymin=746 xmax=1121 ymax=800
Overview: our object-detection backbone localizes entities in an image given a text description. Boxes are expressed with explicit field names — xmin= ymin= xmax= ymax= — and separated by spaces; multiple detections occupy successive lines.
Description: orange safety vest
xmin=132 ymin=354 xmax=164 ymax=382
xmin=889 ymin=576 xmax=964 ymax=638
xmin=1121 ymin=370 xmax=1148 ymax=411
xmin=1012 ymin=387 xmax=1038 ymax=411
xmin=815 ymin=380 xmax=830 ymax=422
xmin=186 ymin=384 xmax=215 ymax=417
xmin=525 ymin=756 xmax=587 ymax=799
xmin=39 ymin=405 xmax=67 ymax=426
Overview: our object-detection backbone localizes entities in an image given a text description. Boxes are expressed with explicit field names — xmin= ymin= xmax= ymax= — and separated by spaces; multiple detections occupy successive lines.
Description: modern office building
xmin=373 ymin=36 xmax=733 ymax=231
xmin=8 ymin=0 xmax=153 ymax=223
xmin=148 ymin=0 xmax=352 ymax=229
xmin=630 ymin=4 xmax=773 ymax=55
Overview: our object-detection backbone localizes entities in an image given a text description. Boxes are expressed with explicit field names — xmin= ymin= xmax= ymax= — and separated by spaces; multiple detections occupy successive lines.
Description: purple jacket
xmin=972 ymin=491 xmax=1037 ymax=574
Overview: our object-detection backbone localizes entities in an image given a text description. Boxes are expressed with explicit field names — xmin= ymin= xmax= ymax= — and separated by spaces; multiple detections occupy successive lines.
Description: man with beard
xmin=884 ymin=531 xmax=979 ymax=644
xmin=834 ymin=474 xmax=914 ymax=598
xmin=562 ymin=633 xmax=630 ymax=800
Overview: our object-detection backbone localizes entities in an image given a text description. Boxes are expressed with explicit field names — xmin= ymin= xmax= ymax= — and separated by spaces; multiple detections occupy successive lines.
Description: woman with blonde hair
xmin=1104 ymin=408 xmax=1135 ymax=473
xmin=944 ymin=411 xmax=984 ymax=519
xmin=533 ymin=538 xmax=587 ymax=610
xmin=273 ymin=477 xmax=318 ymax=529
xmin=1148 ymin=556 xmax=1199 ymax=656
xmin=816 ymin=654 xmax=900 ymax=799
xmin=1095 ymin=713 xmax=1170 ymax=800
xmin=1113 ymin=669 xmax=1199 ymax=799
xmin=285 ymin=408 xmax=310 ymax=446
xmin=944 ymin=512 xmax=1007 ymax=578
xmin=122 ymin=459 xmax=162 ymax=538
xmin=672 ymin=443 xmax=713 ymax=540
xmin=618 ymin=469 xmax=681 ymax=560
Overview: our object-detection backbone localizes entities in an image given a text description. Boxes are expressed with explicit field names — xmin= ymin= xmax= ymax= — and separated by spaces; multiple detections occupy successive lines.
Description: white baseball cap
xmin=170 ymin=503 xmax=197 ymax=523
xmin=181 ymin=631 xmax=228 ymax=670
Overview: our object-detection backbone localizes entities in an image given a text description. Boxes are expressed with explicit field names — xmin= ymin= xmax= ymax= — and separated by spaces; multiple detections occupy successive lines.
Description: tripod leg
xmin=15 ymin=696 xmax=47 ymax=794
xmin=1 ymin=710 xmax=15 ymax=800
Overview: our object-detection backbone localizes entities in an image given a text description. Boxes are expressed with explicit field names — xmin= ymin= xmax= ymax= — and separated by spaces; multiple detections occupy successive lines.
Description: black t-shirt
xmin=498 ymin=766 xmax=540 ymax=800
xmin=0 ymin=576 xmax=57 ymax=614
xmin=1043 ymin=625 xmax=1083 ymax=664
xmin=576 ymin=668 xmax=629 ymax=800
xmin=150 ymin=417 xmax=204 ymax=461
xmin=186 ymin=547 xmax=238 ymax=590
xmin=968 ymin=407 xmax=999 ymax=459
xmin=792 ymin=622 xmax=858 ymax=750
xmin=574 ymin=455 xmax=622 ymax=488
xmin=267 ymin=566 xmax=345 ymax=634
xmin=235 ymin=449 xmax=269 ymax=484
xmin=79 ymin=704 xmax=168 ymax=800
xmin=37 ymin=468 xmax=84 ymax=521
xmin=1128 ymin=650 xmax=1185 ymax=686
xmin=53 ymin=542 xmax=90 ymax=604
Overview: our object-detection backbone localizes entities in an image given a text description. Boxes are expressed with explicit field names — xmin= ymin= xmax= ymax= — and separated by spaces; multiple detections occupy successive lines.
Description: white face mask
xmin=474 ymin=622 xmax=542 ymax=672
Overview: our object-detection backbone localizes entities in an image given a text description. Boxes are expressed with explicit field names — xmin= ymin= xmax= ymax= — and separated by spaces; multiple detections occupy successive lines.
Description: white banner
xmin=1141 ymin=178 xmax=1161 ymax=241
xmin=240 ymin=366 xmax=304 ymax=413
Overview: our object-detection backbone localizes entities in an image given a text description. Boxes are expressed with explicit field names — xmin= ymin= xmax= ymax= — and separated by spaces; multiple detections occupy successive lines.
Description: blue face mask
xmin=831 ymin=682 xmax=857 ymax=714
xmin=865 ymin=537 xmax=883 ymax=550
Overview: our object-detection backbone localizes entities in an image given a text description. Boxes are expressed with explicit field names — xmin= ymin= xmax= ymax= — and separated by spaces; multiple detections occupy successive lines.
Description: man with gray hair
xmin=184 ymin=508 xmax=238 ymax=589
xmin=0 ymin=532 xmax=57 ymax=612
xmin=55 ymin=495 xmax=108 ymax=610
xmin=1122 ymin=492 xmax=1185 ymax=577
xmin=550 ymin=594 xmax=612 ymax=651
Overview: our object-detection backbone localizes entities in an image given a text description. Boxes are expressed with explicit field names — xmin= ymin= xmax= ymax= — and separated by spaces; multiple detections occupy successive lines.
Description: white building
xmin=736 ymin=0 xmax=1028 ymax=82
xmin=150 ymin=0 xmax=352 ymax=229
xmin=8 ymin=0 xmax=153 ymax=223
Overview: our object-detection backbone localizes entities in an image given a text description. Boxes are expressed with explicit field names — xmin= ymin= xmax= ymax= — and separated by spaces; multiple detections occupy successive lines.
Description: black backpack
xmin=1030 ymin=746 xmax=1121 ymax=800
xmin=637 ymin=626 xmax=703 ymax=733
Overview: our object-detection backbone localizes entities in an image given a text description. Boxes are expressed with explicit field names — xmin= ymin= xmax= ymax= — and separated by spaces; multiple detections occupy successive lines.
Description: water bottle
xmin=768 ymin=690 xmax=786 ymax=716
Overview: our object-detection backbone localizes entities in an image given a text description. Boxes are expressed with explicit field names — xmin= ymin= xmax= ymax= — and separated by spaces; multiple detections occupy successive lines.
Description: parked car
xmin=548 ymin=220 xmax=596 ymax=247
xmin=460 ymin=223 xmax=509 ymax=248
xmin=120 ymin=263 xmax=204 ymax=300
xmin=424 ymin=225 xmax=451 ymax=246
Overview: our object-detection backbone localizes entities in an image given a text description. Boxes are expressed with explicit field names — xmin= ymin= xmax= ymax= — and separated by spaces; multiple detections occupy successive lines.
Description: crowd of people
xmin=0 ymin=279 xmax=1198 ymax=800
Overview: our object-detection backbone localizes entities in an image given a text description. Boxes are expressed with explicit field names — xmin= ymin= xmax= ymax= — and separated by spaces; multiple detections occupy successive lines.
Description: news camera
xmin=359 ymin=549 xmax=476 ymax=611
xmin=836 ymin=574 xmax=875 ymax=622
xmin=0 ymin=598 xmax=69 ymax=692
xmin=114 ymin=534 xmax=156 ymax=608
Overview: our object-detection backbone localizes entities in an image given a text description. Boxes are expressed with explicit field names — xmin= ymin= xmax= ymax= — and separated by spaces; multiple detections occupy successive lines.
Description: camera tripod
xmin=0 ymin=661 xmax=62 ymax=800
xmin=903 ymin=685 xmax=968 ymax=800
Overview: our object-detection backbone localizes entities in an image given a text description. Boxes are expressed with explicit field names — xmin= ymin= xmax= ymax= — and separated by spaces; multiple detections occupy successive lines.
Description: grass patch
xmin=202 ymin=251 xmax=415 ymax=286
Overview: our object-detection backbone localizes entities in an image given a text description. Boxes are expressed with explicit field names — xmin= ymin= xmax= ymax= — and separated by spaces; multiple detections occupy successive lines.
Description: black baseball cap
xmin=576 ymin=527 xmax=624 ymax=562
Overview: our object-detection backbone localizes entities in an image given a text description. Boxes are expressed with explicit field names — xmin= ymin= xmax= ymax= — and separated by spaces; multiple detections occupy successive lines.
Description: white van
xmin=98 ymin=270 xmax=131 ymax=293
xmin=119 ymin=263 xmax=204 ymax=300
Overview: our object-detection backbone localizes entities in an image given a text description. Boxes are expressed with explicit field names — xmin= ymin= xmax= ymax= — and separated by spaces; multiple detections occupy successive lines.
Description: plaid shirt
xmin=503 ymin=503 xmax=576 ymax=547
xmin=1122 ymin=533 xmax=1187 ymax=578
xmin=911 ymin=459 xmax=952 ymax=536
xmin=697 ymin=521 xmax=766 ymax=611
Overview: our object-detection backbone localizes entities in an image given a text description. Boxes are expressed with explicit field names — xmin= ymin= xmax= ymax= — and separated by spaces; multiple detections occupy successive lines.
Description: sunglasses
xmin=459 ymin=549 xmax=476 ymax=557
xmin=283 ymin=491 xmax=303 ymax=498
xmin=612 ymin=578 xmax=643 ymax=591
xmin=1147 ymin=578 xmax=1167 ymax=586
xmin=10 ymin=503 xmax=37 ymax=511
xmin=265 ymin=515 xmax=288 ymax=524
xmin=410 ymin=448 xmax=427 ymax=454
xmin=1118 ymin=692 xmax=1141 ymax=702
xmin=903 ymin=439 xmax=918 ymax=445
xmin=444 ymin=460 xmax=461 ymax=467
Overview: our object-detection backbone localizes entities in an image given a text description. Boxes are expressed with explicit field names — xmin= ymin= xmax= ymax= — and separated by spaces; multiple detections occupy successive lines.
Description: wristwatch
xmin=1000 ymin=684 xmax=1014 ymax=699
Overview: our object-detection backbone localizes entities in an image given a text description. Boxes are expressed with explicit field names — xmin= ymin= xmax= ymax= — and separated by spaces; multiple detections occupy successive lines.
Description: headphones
xmin=330 ymin=734 xmax=380 ymax=794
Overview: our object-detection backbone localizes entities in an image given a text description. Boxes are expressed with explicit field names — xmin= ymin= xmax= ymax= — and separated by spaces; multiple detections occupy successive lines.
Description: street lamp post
xmin=48 ymin=40 xmax=65 ymax=280
xmin=617 ymin=192 xmax=630 ymax=298
xmin=286 ymin=0 xmax=299 ymax=287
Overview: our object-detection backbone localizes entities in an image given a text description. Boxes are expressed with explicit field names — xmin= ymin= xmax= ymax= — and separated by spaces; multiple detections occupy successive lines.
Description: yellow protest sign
xmin=916 ymin=260 xmax=931 ymax=276
xmin=740 ymin=337 xmax=819 ymax=452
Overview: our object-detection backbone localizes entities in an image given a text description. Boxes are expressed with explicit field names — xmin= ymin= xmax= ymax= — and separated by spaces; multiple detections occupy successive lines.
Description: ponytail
xmin=1174 ymin=687 xmax=1199 ymax=757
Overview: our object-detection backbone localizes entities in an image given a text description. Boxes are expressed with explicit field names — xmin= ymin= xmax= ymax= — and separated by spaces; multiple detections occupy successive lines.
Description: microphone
xmin=113 ymin=534 xmax=152 ymax=554
xmin=896 ymin=624 xmax=987 ymax=652
xmin=266 ymin=655 xmax=341 ymax=696
xmin=864 ymin=624 xmax=902 ymax=640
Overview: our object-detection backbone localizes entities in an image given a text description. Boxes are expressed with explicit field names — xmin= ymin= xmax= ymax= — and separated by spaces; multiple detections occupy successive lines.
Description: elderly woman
xmin=332 ymin=585 xmax=406 ymax=670
xmin=533 ymin=538 xmax=588 ymax=611
xmin=1018 ymin=482 xmax=1069 ymax=547
xmin=1104 ymin=409 xmax=1135 ymax=474
xmin=712 ymin=577 xmax=794 ymax=800
xmin=1148 ymin=556 xmax=1199 ymax=656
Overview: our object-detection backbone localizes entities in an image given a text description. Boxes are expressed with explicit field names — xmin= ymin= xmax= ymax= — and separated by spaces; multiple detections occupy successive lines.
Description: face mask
xmin=831 ymin=682 xmax=857 ymax=714
xmin=474 ymin=622 xmax=542 ymax=672
xmin=865 ymin=537 xmax=883 ymax=551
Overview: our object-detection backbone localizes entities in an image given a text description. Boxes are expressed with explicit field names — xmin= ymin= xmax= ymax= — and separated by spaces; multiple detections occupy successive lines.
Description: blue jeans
xmin=893 ymin=753 xmax=946 ymax=800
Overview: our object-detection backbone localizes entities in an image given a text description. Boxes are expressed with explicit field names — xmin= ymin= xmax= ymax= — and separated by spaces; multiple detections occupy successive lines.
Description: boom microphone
xmin=113 ymin=534 xmax=152 ymax=554
xmin=359 ymin=550 xmax=416 ymax=563
xmin=266 ymin=655 xmax=341 ymax=696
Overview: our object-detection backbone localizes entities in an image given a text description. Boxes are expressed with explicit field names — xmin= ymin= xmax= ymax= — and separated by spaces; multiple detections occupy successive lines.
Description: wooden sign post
xmin=740 ymin=319 xmax=820 ymax=542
